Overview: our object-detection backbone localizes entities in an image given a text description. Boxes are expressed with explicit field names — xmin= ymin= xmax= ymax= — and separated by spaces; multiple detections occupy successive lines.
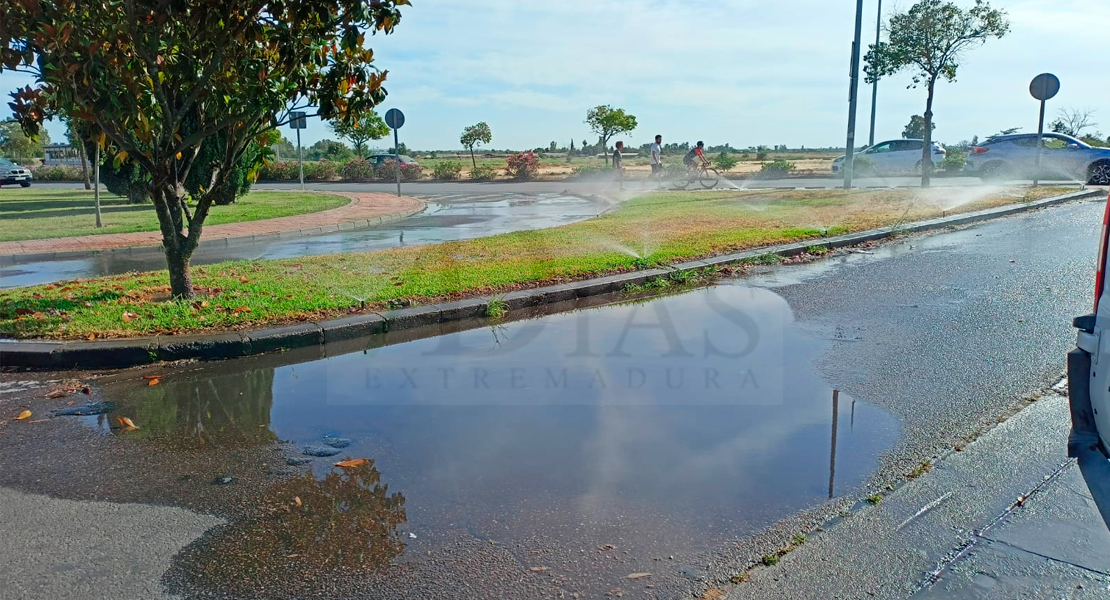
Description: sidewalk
xmin=724 ymin=392 xmax=1110 ymax=600
xmin=0 ymin=192 xmax=425 ymax=258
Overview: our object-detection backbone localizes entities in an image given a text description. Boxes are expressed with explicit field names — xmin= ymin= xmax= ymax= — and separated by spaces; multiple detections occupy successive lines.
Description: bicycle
xmin=671 ymin=163 xmax=720 ymax=190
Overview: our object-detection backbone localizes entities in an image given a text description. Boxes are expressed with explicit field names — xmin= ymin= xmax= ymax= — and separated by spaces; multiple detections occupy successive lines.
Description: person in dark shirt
xmin=612 ymin=141 xmax=625 ymax=190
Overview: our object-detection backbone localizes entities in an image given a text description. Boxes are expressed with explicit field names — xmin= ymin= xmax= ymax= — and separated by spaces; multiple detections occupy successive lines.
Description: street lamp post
xmin=868 ymin=0 xmax=882 ymax=147
xmin=843 ymin=0 xmax=866 ymax=190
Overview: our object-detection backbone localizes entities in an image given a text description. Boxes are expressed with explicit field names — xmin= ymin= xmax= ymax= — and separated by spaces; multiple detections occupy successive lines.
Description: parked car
xmin=965 ymin=133 xmax=1110 ymax=185
xmin=1067 ymin=189 xmax=1110 ymax=531
xmin=831 ymin=139 xmax=946 ymax=175
xmin=367 ymin=153 xmax=419 ymax=168
xmin=0 ymin=157 xmax=33 ymax=187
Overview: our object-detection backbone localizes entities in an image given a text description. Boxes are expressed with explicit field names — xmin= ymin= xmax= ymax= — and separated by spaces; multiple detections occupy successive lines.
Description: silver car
xmin=831 ymin=139 xmax=946 ymax=175
xmin=0 ymin=157 xmax=33 ymax=187
xmin=965 ymin=133 xmax=1110 ymax=185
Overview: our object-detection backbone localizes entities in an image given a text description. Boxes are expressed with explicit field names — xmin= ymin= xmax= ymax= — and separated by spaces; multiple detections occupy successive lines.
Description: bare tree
xmin=1051 ymin=107 xmax=1098 ymax=138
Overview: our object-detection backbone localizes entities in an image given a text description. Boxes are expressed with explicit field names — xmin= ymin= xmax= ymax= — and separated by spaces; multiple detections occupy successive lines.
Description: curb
xmin=0 ymin=196 xmax=426 ymax=265
xmin=1 ymin=189 xmax=1101 ymax=370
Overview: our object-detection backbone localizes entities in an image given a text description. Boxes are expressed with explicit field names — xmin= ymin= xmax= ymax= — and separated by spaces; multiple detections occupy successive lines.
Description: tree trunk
xmin=921 ymin=80 xmax=936 ymax=189
xmin=602 ymin=135 xmax=610 ymax=166
xmin=470 ymin=147 xmax=476 ymax=169
xmin=76 ymin=139 xmax=92 ymax=190
xmin=166 ymin=246 xmax=194 ymax=299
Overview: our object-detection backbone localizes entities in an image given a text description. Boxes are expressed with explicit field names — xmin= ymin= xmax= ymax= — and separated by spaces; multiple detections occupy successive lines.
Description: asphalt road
xmin=0 ymin=194 xmax=1106 ymax=599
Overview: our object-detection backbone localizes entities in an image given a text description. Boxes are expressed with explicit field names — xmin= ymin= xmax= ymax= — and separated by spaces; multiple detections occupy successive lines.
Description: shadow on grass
xmin=0 ymin=203 xmax=152 ymax=220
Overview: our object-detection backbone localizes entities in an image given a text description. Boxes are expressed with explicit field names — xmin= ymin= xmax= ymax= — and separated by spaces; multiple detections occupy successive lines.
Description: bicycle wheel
xmin=671 ymin=174 xmax=691 ymax=190
xmin=699 ymin=167 xmax=720 ymax=189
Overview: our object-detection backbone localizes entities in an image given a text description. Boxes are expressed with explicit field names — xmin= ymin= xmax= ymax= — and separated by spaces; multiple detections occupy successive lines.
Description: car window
xmin=868 ymin=142 xmax=892 ymax=154
xmin=1043 ymin=137 xmax=1069 ymax=150
xmin=0 ymin=159 xmax=16 ymax=168
xmin=893 ymin=141 xmax=922 ymax=152
xmin=1012 ymin=137 xmax=1039 ymax=148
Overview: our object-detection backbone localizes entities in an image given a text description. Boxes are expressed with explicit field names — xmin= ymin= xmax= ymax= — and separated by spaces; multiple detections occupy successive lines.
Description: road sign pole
xmin=384 ymin=108 xmax=406 ymax=197
xmin=1034 ymin=99 xmax=1046 ymax=188
xmin=393 ymin=128 xmax=401 ymax=197
xmin=843 ymin=0 xmax=865 ymax=190
xmin=868 ymin=0 xmax=882 ymax=148
xmin=296 ymin=128 xmax=304 ymax=191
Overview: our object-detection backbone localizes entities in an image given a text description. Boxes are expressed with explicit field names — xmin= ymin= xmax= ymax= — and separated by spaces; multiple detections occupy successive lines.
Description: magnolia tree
xmin=2 ymin=0 xmax=409 ymax=298
xmin=865 ymin=0 xmax=1008 ymax=188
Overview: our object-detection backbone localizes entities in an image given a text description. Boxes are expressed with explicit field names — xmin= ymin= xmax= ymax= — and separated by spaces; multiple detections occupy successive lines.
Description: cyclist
xmin=683 ymin=141 xmax=709 ymax=174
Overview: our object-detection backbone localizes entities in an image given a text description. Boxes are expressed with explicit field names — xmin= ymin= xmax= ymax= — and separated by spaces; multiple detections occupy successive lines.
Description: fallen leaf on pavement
xmin=529 ymin=566 xmax=549 ymax=573
xmin=117 ymin=416 xmax=140 ymax=430
xmin=16 ymin=410 xmax=32 ymax=421
xmin=147 ymin=379 xmax=160 ymax=386
xmin=626 ymin=573 xmax=651 ymax=579
xmin=86 ymin=334 xmax=96 ymax=341
xmin=293 ymin=496 xmax=302 ymax=507
xmin=46 ymin=389 xmax=69 ymax=399
xmin=142 ymin=375 xmax=162 ymax=380
xmin=334 ymin=458 xmax=368 ymax=468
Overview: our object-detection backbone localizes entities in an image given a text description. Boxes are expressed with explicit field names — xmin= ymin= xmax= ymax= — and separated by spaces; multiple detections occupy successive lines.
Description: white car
xmin=831 ymin=139 xmax=946 ymax=175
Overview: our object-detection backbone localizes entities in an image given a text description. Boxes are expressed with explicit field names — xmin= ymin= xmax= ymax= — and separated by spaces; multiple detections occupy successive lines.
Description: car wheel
xmin=913 ymin=160 xmax=935 ymax=175
xmin=19 ymin=181 xmax=30 ymax=188
xmin=1088 ymin=161 xmax=1110 ymax=186
xmin=978 ymin=161 xmax=1009 ymax=182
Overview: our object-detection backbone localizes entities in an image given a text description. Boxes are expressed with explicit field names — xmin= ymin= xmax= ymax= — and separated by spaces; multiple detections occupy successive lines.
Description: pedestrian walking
xmin=612 ymin=141 xmax=625 ymax=190
xmin=650 ymin=134 xmax=663 ymax=186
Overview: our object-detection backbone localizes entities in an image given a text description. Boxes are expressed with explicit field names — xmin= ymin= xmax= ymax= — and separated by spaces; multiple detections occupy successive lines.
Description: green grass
xmin=866 ymin=494 xmax=883 ymax=505
xmin=0 ymin=189 xmax=348 ymax=242
xmin=0 ymin=186 xmax=1070 ymax=339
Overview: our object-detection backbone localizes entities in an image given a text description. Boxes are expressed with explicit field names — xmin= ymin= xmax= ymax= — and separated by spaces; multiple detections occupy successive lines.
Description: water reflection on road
xmin=0 ymin=193 xmax=603 ymax=288
xmin=92 ymin=284 xmax=900 ymax=596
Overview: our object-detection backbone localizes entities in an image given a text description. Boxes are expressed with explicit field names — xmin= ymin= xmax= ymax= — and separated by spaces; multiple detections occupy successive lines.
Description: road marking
xmin=897 ymin=491 xmax=953 ymax=531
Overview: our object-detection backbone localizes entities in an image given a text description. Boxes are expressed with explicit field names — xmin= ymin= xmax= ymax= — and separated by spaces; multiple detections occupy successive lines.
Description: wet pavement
xmin=0 ymin=284 xmax=899 ymax=599
xmin=0 ymin=192 xmax=605 ymax=288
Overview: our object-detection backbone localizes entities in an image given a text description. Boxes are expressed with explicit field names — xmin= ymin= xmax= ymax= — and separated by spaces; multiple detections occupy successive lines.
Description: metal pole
xmin=393 ymin=128 xmax=401 ymax=197
xmin=93 ymin=143 xmax=102 ymax=228
xmin=829 ymin=389 xmax=840 ymax=499
xmin=1034 ymin=99 xmax=1046 ymax=187
xmin=868 ymin=0 xmax=882 ymax=147
xmin=296 ymin=128 xmax=304 ymax=191
xmin=843 ymin=0 xmax=866 ymax=190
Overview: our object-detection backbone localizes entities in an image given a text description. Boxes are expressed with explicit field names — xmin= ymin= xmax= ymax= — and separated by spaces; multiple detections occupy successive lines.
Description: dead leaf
xmin=334 ymin=458 xmax=368 ymax=468
xmin=16 ymin=410 xmax=32 ymax=421
xmin=234 ymin=305 xmax=251 ymax=314
xmin=293 ymin=496 xmax=302 ymax=507
xmin=86 ymin=333 xmax=96 ymax=341
xmin=626 ymin=573 xmax=651 ymax=579
xmin=117 ymin=416 xmax=140 ymax=430
xmin=529 ymin=566 xmax=549 ymax=573
xmin=46 ymin=389 xmax=69 ymax=399
xmin=147 ymin=379 xmax=160 ymax=386
xmin=121 ymin=311 xmax=139 ymax=323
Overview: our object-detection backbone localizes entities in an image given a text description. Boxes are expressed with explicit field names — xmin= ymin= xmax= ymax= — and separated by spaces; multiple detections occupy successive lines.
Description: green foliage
xmin=712 ymin=151 xmax=739 ymax=172
xmin=331 ymin=111 xmax=389 ymax=156
xmin=571 ymin=163 xmax=608 ymax=178
xmin=0 ymin=119 xmax=47 ymax=161
xmin=585 ymin=105 xmax=637 ymax=164
xmin=470 ymin=164 xmax=497 ymax=181
xmin=866 ymin=494 xmax=883 ymax=505
xmin=942 ymin=148 xmax=967 ymax=174
xmin=902 ymin=115 xmax=936 ymax=139
xmin=340 ymin=157 xmax=376 ymax=182
xmin=760 ymin=159 xmax=797 ymax=176
xmin=460 ymin=122 xmax=492 ymax=167
xmin=1 ymin=0 xmax=409 ymax=298
xmin=431 ymin=160 xmax=463 ymax=180
xmin=761 ymin=554 xmax=779 ymax=566
xmin=756 ymin=149 xmax=769 ymax=161
xmin=376 ymin=159 xmax=422 ymax=181
xmin=305 ymin=139 xmax=353 ymax=162
xmin=486 ymin=297 xmax=508 ymax=319
xmin=29 ymin=165 xmax=82 ymax=180
xmin=302 ymin=160 xmax=340 ymax=181
xmin=101 ymin=159 xmax=150 ymax=204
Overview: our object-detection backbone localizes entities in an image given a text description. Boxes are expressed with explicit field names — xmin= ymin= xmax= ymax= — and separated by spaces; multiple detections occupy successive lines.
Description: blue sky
xmin=3 ymin=0 xmax=1108 ymax=151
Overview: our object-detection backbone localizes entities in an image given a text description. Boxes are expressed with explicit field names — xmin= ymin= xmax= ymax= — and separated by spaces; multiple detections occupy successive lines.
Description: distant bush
xmin=340 ymin=157 xmax=376 ymax=182
xmin=741 ymin=153 xmax=751 ymax=160
xmin=470 ymin=164 xmax=497 ymax=181
xmin=29 ymin=165 xmax=82 ymax=181
xmin=760 ymin=159 xmax=796 ymax=176
xmin=258 ymin=160 xmax=300 ymax=181
xmin=571 ymin=163 xmax=609 ymax=178
xmin=942 ymin=149 xmax=967 ymax=175
xmin=376 ymin=160 xmax=423 ymax=182
xmin=431 ymin=161 xmax=463 ymax=180
xmin=712 ymin=152 xmax=739 ymax=172
xmin=302 ymin=160 xmax=339 ymax=181
xmin=100 ymin=161 xmax=148 ymax=203
xmin=756 ymin=149 xmax=769 ymax=161
xmin=505 ymin=151 xmax=539 ymax=180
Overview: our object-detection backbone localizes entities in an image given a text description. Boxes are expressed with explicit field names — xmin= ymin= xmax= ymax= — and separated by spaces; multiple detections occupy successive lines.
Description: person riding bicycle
xmin=683 ymin=141 xmax=709 ymax=173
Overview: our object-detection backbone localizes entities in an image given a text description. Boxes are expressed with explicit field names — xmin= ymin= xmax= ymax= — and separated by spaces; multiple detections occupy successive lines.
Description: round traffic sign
xmin=384 ymin=108 xmax=405 ymax=129
xmin=1029 ymin=73 xmax=1060 ymax=101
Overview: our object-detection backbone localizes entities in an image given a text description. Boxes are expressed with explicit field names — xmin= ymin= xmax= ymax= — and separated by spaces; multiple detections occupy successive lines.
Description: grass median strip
xmin=0 ymin=189 xmax=349 ymax=242
xmin=0 ymin=186 xmax=1070 ymax=339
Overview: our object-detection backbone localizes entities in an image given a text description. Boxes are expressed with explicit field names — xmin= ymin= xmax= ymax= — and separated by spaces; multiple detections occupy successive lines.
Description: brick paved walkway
xmin=0 ymin=192 xmax=425 ymax=257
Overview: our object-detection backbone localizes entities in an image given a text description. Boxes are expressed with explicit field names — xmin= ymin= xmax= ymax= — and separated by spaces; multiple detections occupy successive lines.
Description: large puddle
xmin=0 ymin=192 xmax=602 ymax=288
xmin=87 ymin=284 xmax=899 ymax=596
